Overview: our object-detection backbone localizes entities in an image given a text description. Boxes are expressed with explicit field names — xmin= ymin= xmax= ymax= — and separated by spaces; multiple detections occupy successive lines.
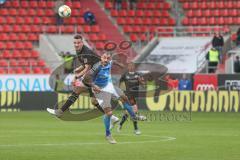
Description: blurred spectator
xmin=234 ymin=56 xmax=240 ymax=73
xmin=129 ymin=0 xmax=137 ymax=10
xmin=212 ymin=32 xmax=224 ymax=63
xmin=115 ymin=0 xmax=122 ymax=10
xmin=165 ymin=75 xmax=178 ymax=90
xmin=83 ymin=8 xmax=96 ymax=25
xmin=206 ymin=47 xmax=219 ymax=73
xmin=178 ymin=74 xmax=192 ymax=90
xmin=54 ymin=0 xmax=64 ymax=25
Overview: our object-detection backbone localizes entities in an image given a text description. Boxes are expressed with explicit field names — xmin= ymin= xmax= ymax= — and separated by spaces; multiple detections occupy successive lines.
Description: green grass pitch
xmin=0 ymin=111 xmax=239 ymax=160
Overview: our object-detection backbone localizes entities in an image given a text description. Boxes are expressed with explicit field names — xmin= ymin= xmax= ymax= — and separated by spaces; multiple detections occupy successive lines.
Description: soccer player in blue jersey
xmin=85 ymin=52 xmax=138 ymax=144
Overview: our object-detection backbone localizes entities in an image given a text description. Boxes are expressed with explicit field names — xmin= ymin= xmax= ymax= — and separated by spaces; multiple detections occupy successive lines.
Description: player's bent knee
xmin=104 ymin=107 xmax=112 ymax=116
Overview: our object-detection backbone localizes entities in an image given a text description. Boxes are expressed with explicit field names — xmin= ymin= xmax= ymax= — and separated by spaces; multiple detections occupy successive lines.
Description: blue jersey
xmin=93 ymin=61 xmax=112 ymax=88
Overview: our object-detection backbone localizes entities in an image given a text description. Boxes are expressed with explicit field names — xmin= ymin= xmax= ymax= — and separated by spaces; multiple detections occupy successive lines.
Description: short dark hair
xmin=74 ymin=34 xmax=82 ymax=40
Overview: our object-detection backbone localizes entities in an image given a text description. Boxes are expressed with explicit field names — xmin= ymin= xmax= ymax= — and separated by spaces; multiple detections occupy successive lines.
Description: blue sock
xmin=123 ymin=102 xmax=136 ymax=118
xmin=103 ymin=115 xmax=111 ymax=136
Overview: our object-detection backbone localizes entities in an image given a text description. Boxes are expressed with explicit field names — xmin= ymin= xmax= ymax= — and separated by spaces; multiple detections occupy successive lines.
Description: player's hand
xmin=92 ymin=85 xmax=101 ymax=93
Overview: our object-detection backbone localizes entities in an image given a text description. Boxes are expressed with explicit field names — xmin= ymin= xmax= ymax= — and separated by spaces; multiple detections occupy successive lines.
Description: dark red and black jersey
xmin=76 ymin=45 xmax=100 ymax=67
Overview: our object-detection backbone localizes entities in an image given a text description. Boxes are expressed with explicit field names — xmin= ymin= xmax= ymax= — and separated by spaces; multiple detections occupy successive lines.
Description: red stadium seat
xmin=123 ymin=25 xmax=132 ymax=33
xmin=9 ymin=33 xmax=18 ymax=41
xmin=46 ymin=1 xmax=54 ymax=8
xmin=28 ymin=34 xmax=38 ymax=41
xmin=119 ymin=10 xmax=127 ymax=17
xmin=9 ymin=9 xmax=17 ymax=16
xmin=127 ymin=10 xmax=135 ymax=17
xmin=125 ymin=18 xmax=134 ymax=25
xmin=132 ymin=26 xmax=141 ymax=33
xmin=31 ymin=51 xmax=39 ymax=58
xmin=98 ymin=34 xmax=107 ymax=41
xmin=65 ymin=17 xmax=77 ymax=24
xmin=22 ymin=51 xmax=31 ymax=59
xmin=0 ymin=42 xmax=5 ymax=49
xmin=110 ymin=10 xmax=118 ymax=17
xmin=6 ymin=17 xmax=15 ymax=24
xmin=12 ymin=25 xmax=21 ymax=33
xmin=19 ymin=33 xmax=27 ymax=41
xmin=36 ymin=9 xmax=45 ymax=17
xmin=0 ymin=9 xmax=8 ymax=16
xmin=0 ymin=17 xmax=5 ymax=24
xmin=145 ymin=10 xmax=153 ymax=17
xmin=21 ymin=1 xmax=29 ymax=8
xmin=28 ymin=9 xmax=37 ymax=16
xmin=37 ymin=60 xmax=46 ymax=67
xmin=9 ymin=60 xmax=18 ymax=67
xmin=2 ymin=50 xmax=12 ymax=58
xmin=0 ymin=60 xmax=8 ymax=67
xmin=105 ymin=2 xmax=113 ymax=9
xmin=89 ymin=34 xmax=98 ymax=41
xmin=39 ymin=1 xmax=47 ymax=8
xmin=72 ymin=1 xmax=81 ymax=8
xmin=46 ymin=25 xmax=58 ymax=33
xmin=146 ymin=3 xmax=155 ymax=10
xmin=1 ymin=33 xmax=9 ymax=41
xmin=95 ymin=42 xmax=104 ymax=50
xmin=134 ymin=18 xmax=143 ymax=25
xmin=136 ymin=10 xmax=144 ymax=17
xmin=130 ymin=34 xmax=138 ymax=42
xmin=29 ymin=1 xmax=38 ymax=8
xmin=15 ymin=42 xmax=25 ymax=49
xmin=0 ymin=68 xmax=5 ymax=74
xmin=18 ymin=9 xmax=27 ymax=16
xmin=24 ymin=17 xmax=33 ymax=24
xmin=76 ymin=17 xmax=85 ymax=25
xmin=12 ymin=50 xmax=22 ymax=59
xmin=16 ymin=17 xmax=25 ymax=24
xmin=137 ymin=3 xmax=145 ymax=9
xmin=91 ymin=26 xmax=100 ymax=33
xmin=45 ymin=9 xmax=54 ymax=16
xmin=3 ymin=25 xmax=13 ymax=33
xmin=33 ymin=67 xmax=43 ymax=74
xmin=143 ymin=18 xmax=152 ymax=25
xmin=33 ymin=17 xmax=42 ymax=24
xmin=25 ymin=42 xmax=33 ymax=49
xmin=12 ymin=1 xmax=20 ymax=7
xmin=6 ymin=42 xmax=15 ymax=49
xmin=15 ymin=67 xmax=24 ymax=74
xmin=116 ymin=18 xmax=126 ymax=25
xmin=83 ymin=26 xmax=91 ymax=33
xmin=24 ymin=68 xmax=31 ymax=74
xmin=43 ymin=68 xmax=51 ymax=74
xmin=139 ymin=34 xmax=147 ymax=41
xmin=22 ymin=25 xmax=31 ymax=33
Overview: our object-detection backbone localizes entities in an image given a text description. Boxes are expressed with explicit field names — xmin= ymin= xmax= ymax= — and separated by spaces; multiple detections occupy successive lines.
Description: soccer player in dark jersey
xmin=47 ymin=35 xmax=119 ymax=124
xmin=118 ymin=63 xmax=146 ymax=134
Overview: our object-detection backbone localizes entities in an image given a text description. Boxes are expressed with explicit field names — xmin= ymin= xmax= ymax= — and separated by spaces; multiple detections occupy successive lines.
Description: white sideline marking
xmin=0 ymin=134 xmax=176 ymax=147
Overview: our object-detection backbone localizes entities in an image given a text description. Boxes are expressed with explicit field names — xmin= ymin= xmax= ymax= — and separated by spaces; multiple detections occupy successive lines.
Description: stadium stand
xmin=104 ymin=0 xmax=175 ymax=43
xmin=0 ymin=0 xmax=111 ymax=74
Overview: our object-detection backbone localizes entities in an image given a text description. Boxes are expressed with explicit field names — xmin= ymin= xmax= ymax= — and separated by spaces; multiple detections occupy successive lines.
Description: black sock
xmin=133 ymin=121 xmax=138 ymax=130
xmin=94 ymin=103 xmax=104 ymax=113
xmin=61 ymin=92 xmax=79 ymax=112
xmin=120 ymin=114 xmax=128 ymax=126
